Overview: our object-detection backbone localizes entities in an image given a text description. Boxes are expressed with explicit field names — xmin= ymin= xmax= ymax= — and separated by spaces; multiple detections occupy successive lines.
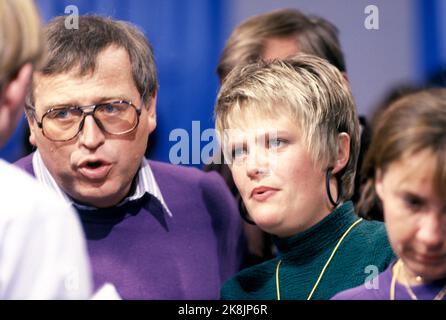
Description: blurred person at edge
xmin=0 ymin=0 xmax=91 ymax=299
xmin=334 ymin=89 xmax=446 ymax=300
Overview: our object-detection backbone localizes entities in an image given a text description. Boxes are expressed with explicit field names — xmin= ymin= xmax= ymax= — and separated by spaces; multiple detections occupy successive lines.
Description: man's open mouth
xmin=78 ymin=159 xmax=112 ymax=180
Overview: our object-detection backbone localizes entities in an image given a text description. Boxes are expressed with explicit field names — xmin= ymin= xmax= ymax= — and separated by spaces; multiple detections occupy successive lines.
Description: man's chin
xmin=70 ymin=187 xmax=124 ymax=208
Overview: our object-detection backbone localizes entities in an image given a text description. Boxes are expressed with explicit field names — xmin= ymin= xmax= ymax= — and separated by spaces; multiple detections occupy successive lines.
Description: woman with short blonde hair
xmin=216 ymin=54 xmax=395 ymax=299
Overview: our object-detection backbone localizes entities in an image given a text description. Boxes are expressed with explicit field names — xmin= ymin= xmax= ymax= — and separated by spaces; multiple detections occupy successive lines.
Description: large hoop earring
xmin=326 ymin=168 xmax=342 ymax=208
xmin=238 ymin=197 xmax=256 ymax=225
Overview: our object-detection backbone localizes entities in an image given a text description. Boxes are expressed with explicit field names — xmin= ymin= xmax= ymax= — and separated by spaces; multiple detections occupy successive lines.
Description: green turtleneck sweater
xmin=221 ymin=201 xmax=395 ymax=300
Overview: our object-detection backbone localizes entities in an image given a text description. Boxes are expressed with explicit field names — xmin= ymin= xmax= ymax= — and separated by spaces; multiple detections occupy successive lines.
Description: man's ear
xmin=146 ymin=90 xmax=157 ymax=134
xmin=332 ymin=132 xmax=350 ymax=175
xmin=28 ymin=115 xmax=37 ymax=146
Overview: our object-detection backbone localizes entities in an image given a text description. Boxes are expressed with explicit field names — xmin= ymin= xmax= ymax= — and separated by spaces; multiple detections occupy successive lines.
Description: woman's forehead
xmin=226 ymin=102 xmax=297 ymax=128
xmin=385 ymin=150 xmax=437 ymax=189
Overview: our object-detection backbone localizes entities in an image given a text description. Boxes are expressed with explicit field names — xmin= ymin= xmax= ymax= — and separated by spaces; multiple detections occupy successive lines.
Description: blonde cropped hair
xmin=215 ymin=54 xmax=359 ymax=201
xmin=0 ymin=0 xmax=44 ymax=91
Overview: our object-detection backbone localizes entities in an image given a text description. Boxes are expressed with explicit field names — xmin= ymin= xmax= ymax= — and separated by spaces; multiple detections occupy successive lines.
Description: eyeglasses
xmin=26 ymin=100 xmax=143 ymax=142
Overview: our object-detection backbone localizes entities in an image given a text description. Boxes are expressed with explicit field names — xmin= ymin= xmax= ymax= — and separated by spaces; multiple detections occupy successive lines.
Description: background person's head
xmin=26 ymin=15 xmax=158 ymax=208
xmin=217 ymin=8 xmax=345 ymax=83
xmin=357 ymin=84 xmax=422 ymax=221
xmin=360 ymin=88 xmax=446 ymax=281
xmin=215 ymin=54 xmax=359 ymax=237
xmin=0 ymin=0 xmax=43 ymax=147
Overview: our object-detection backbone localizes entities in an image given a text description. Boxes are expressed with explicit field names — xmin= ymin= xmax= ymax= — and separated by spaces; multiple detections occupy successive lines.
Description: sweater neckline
xmin=384 ymin=261 xmax=446 ymax=299
xmin=273 ymin=201 xmax=358 ymax=262
xmin=76 ymin=194 xmax=149 ymax=224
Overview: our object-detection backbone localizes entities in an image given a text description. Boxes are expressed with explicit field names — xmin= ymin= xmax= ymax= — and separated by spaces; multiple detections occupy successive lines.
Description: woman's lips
xmin=250 ymin=187 xmax=279 ymax=202
xmin=415 ymin=254 xmax=446 ymax=265
xmin=78 ymin=163 xmax=112 ymax=181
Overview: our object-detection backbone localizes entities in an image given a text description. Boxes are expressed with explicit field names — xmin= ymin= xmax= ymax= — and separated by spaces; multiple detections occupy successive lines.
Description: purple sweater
xmin=332 ymin=262 xmax=446 ymax=300
xmin=16 ymin=154 xmax=243 ymax=300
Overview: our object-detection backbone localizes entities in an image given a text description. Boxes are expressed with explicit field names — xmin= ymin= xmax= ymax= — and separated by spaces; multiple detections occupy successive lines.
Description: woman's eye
xmin=403 ymin=195 xmax=424 ymax=212
xmin=231 ymin=146 xmax=247 ymax=160
xmin=268 ymin=138 xmax=287 ymax=148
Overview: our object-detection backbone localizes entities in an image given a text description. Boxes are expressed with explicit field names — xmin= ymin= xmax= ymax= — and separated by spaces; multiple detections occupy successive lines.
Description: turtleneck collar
xmin=273 ymin=201 xmax=359 ymax=262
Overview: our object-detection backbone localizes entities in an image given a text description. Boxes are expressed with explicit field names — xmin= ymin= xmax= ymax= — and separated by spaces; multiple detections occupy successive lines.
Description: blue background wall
xmin=1 ymin=0 xmax=227 ymax=166
xmin=1 ymin=0 xmax=444 ymax=166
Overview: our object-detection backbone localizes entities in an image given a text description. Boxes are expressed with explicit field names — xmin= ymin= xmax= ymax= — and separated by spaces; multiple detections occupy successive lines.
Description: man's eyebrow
xmin=96 ymin=95 xmax=132 ymax=103
xmin=38 ymin=95 xmax=133 ymax=111
xmin=38 ymin=102 xmax=75 ymax=112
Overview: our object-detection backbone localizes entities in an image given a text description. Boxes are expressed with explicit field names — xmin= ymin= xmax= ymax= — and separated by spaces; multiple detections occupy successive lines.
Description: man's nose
xmin=78 ymin=115 xmax=105 ymax=150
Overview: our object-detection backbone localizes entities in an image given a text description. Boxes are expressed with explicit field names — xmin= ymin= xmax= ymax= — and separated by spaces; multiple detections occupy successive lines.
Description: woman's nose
xmin=417 ymin=213 xmax=445 ymax=251
xmin=246 ymin=147 xmax=271 ymax=179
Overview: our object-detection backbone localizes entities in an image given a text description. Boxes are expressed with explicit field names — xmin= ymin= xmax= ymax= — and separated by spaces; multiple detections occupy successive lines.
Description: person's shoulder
xmin=149 ymin=160 xmax=237 ymax=222
xmin=13 ymin=153 xmax=34 ymax=174
xmin=0 ymin=159 xmax=73 ymax=222
xmin=221 ymin=259 xmax=276 ymax=300
xmin=149 ymin=159 xmax=228 ymax=190
xmin=331 ymin=267 xmax=391 ymax=300
xmin=355 ymin=218 xmax=389 ymax=243
xmin=331 ymin=283 xmax=377 ymax=300
xmin=350 ymin=217 xmax=396 ymax=264
xmin=150 ymin=160 xmax=206 ymax=180
xmin=0 ymin=159 xmax=40 ymax=197
xmin=221 ymin=274 xmax=246 ymax=299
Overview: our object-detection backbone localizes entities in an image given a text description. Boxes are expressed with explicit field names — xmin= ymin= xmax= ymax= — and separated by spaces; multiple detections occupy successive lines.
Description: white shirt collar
xmin=32 ymin=150 xmax=172 ymax=216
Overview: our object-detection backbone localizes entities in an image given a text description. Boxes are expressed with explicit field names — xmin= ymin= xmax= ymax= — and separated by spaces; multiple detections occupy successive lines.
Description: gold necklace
xmin=275 ymin=218 xmax=363 ymax=300
xmin=390 ymin=259 xmax=446 ymax=300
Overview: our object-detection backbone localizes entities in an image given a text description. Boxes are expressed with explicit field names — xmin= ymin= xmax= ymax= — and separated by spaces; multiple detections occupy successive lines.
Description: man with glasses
xmin=26 ymin=100 xmax=144 ymax=145
xmin=16 ymin=15 xmax=242 ymax=299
